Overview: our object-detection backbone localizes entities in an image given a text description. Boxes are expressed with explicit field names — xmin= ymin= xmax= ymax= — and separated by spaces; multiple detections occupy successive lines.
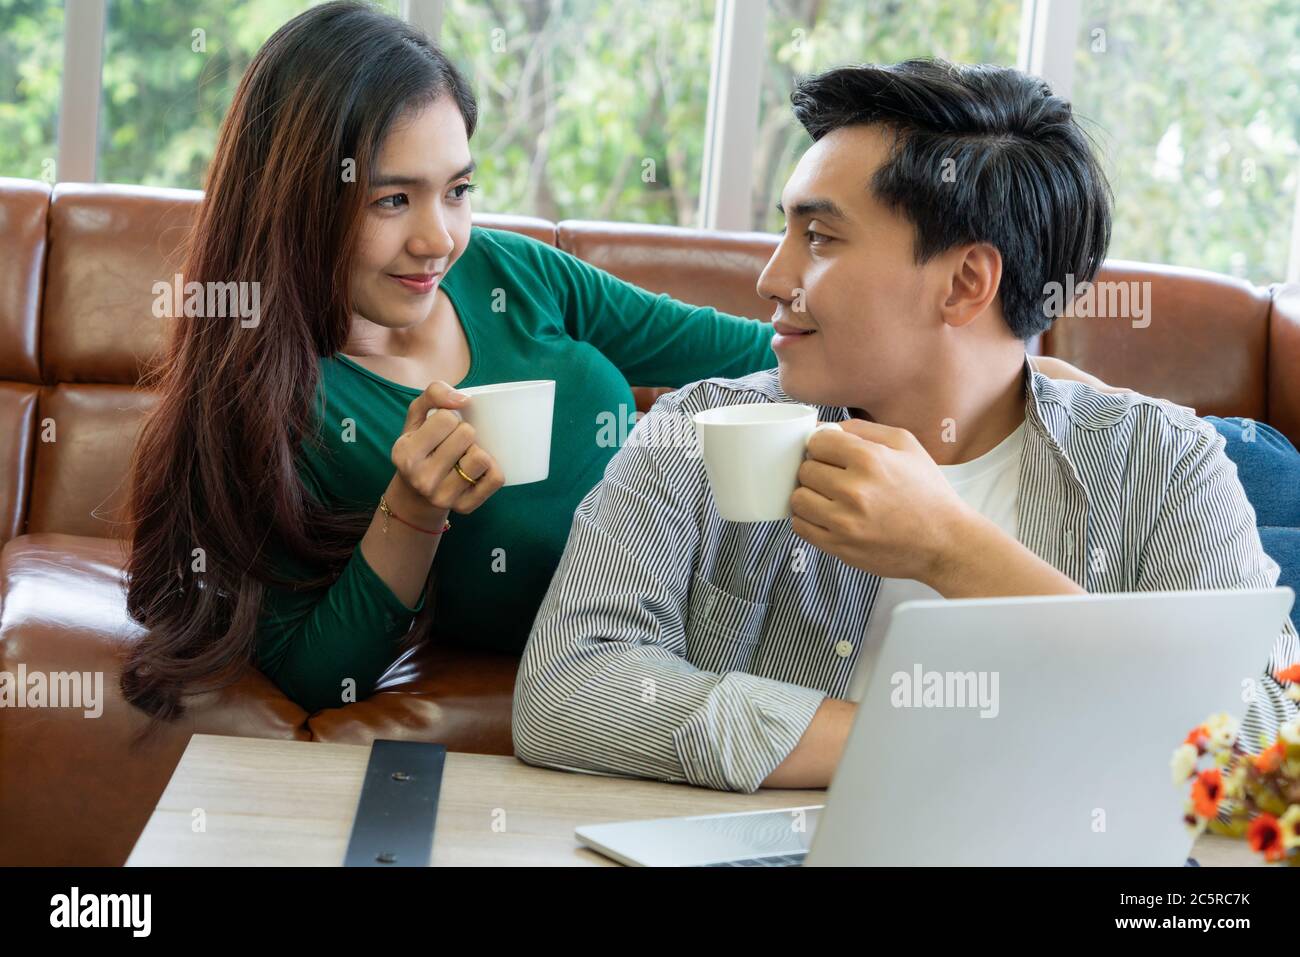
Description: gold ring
xmin=454 ymin=463 xmax=478 ymax=485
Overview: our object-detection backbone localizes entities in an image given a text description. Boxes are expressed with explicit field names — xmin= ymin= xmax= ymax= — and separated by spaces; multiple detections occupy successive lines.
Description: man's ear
xmin=939 ymin=243 xmax=1002 ymax=329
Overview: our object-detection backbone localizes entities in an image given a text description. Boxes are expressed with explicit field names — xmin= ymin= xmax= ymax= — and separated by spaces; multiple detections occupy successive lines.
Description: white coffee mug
xmin=430 ymin=379 xmax=555 ymax=487
xmin=691 ymin=402 xmax=843 ymax=522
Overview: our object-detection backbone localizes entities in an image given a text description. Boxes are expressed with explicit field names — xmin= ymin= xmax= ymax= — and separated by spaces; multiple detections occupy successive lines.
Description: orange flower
xmin=1274 ymin=664 xmax=1300 ymax=684
xmin=1185 ymin=725 xmax=1210 ymax=754
xmin=1255 ymin=740 xmax=1286 ymax=774
xmin=1246 ymin=813 xmax=1286 ymax=862
xmin=1191 ymin=768 xmax=1223 ymax=818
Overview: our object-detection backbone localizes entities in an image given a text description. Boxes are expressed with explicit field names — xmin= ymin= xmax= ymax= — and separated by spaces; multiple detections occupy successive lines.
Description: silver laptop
xmin=575 ymin=587 xmax=1294 ymax=866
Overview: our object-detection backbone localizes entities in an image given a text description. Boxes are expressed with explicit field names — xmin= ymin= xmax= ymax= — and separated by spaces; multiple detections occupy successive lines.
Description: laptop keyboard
xmin=701 ymin=851 xmax=808 ymax=867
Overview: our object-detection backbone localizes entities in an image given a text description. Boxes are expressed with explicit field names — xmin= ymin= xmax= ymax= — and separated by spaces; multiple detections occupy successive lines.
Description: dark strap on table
xmin=343 ymin=740 xmax=446 ymax=867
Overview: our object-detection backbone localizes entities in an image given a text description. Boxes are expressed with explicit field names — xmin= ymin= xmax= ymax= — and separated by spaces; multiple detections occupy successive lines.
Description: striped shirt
xmin=513 ymin=363 xmax=1300 ymax=793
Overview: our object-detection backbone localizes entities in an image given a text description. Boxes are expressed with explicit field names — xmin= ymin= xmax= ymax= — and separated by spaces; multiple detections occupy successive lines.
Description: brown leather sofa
xmin=2 ymin=176 xmax=1299 ymax=866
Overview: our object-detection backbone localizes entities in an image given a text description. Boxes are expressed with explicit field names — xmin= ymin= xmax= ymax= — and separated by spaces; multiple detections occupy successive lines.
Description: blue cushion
xmin=1208 ymin=416 xmax=1300 ymax=632
xmin=1260 ymin=528 xmax=1300 ymax=617
xmin=1207 ymin=416 xmax=1300 ymax=528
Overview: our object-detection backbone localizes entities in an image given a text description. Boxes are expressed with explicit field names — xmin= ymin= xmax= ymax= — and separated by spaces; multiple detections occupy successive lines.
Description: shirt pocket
xmin=684 ymin=572 xmax=769 ymax=673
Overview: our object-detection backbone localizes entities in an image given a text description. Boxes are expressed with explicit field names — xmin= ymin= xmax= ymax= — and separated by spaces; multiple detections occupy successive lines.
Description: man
xmin=512 ymin=59 xmax=1299 ymax=793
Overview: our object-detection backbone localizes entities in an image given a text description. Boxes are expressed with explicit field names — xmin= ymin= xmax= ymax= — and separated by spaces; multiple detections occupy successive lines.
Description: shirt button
xmin=835 ymin=640 xmax=854 ymax=658
xmin=1063 ymin=530 xmax=1075 ymax=551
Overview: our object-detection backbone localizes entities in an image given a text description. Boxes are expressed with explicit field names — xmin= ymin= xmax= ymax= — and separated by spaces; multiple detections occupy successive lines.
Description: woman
xmin=120 ymin=1 xmax=1113 ymax=719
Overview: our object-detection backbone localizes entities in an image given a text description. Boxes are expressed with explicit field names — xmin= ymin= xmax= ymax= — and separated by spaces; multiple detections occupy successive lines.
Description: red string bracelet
xmin=378 ymin=494 xmax=451 ymax=536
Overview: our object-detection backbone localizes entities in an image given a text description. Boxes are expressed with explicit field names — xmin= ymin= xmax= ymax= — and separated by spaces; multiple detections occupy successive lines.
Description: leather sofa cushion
xmin=0 ymin=533 xmax=308 ymax=865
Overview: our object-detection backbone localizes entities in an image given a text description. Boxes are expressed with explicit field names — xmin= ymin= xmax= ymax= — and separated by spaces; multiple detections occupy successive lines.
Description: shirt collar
xmin=790 ymin=355 xmax=1089 ymax=494
xmin=1022 ymin=355 xmax=1087 ymax=488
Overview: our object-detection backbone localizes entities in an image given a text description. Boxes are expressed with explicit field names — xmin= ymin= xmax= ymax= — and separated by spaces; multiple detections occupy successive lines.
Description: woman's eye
xmin=375 ymin=193 xmax=408 ymax=210
xmin=449 ymin=182 xmax=478 ymax=200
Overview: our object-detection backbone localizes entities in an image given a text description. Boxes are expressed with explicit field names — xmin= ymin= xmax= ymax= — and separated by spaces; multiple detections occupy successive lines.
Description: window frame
xmin=53 ymin=0 xmax=1300 ymax=279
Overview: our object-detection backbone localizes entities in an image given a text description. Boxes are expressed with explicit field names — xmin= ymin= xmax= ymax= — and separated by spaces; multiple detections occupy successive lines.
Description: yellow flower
xmin=1222 ymin=763 xmax=1249 ymax=800
xmin=1205 ymin=712 xmax=1239 ymax=751
xmin=1278 ymin=805 xmax=1300 ymax=851
xmin=1170 ymin=743 xmax=1199 ymax=785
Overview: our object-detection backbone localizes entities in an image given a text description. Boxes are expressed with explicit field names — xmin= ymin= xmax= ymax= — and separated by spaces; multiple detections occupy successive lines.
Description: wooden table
xmin=126 ymin=733 xmax=1260 ymax=866
xmin=126 ymin=734 xmax=820 ymax=866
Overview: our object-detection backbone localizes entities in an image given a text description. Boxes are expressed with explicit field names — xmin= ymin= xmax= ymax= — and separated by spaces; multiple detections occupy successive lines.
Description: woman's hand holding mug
xmin=390 ymin=380 xmax=505 ymax=517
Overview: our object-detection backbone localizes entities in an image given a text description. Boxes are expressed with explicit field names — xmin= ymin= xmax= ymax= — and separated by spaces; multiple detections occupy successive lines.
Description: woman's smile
xmin=388 ymin=272 xmax=442 ymax=294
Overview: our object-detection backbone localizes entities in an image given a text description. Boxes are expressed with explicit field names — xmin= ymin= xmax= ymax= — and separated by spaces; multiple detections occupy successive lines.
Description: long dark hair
xmin=120 ymin=1 xmax=477 ymax=727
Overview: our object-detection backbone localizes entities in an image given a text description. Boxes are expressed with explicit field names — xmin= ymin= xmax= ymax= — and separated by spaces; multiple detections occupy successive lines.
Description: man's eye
xmin=807 ymin=229 xmax=832 ymax=245
xmin=375 ymin=193 xmax=408 ymax=209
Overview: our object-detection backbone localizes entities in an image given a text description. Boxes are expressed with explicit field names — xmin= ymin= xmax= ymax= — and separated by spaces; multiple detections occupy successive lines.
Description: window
xmin=0 ymin=0 xmax=64 ymax=182
xmin=442 ymin=0 xmax=717 ymax=225
xmin=97 ymin=0 xmax=399 ymax=188
xmin=2 ymin=0 xmax=1298 ymax=283
xmin=1071 ymin=0 xmax=1300 ymax=284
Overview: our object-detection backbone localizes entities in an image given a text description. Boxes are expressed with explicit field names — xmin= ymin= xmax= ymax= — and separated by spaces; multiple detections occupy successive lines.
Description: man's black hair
xmin=791 ymin=58 xmax=1112 ymax=339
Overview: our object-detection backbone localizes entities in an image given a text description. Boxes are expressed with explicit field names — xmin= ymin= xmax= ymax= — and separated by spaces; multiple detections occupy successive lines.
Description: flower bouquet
xmin=1170 ymin=664 xmax=1300 ymax=864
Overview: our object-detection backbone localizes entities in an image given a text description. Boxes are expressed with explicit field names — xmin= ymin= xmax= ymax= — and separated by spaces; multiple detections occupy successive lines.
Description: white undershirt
xmin=846 ymin=421 xmax=1026 ymax=703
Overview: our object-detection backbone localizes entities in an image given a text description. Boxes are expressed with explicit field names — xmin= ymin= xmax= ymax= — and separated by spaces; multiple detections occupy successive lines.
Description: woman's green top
xmin=256 ymin=226 xmax=776 ymax=712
